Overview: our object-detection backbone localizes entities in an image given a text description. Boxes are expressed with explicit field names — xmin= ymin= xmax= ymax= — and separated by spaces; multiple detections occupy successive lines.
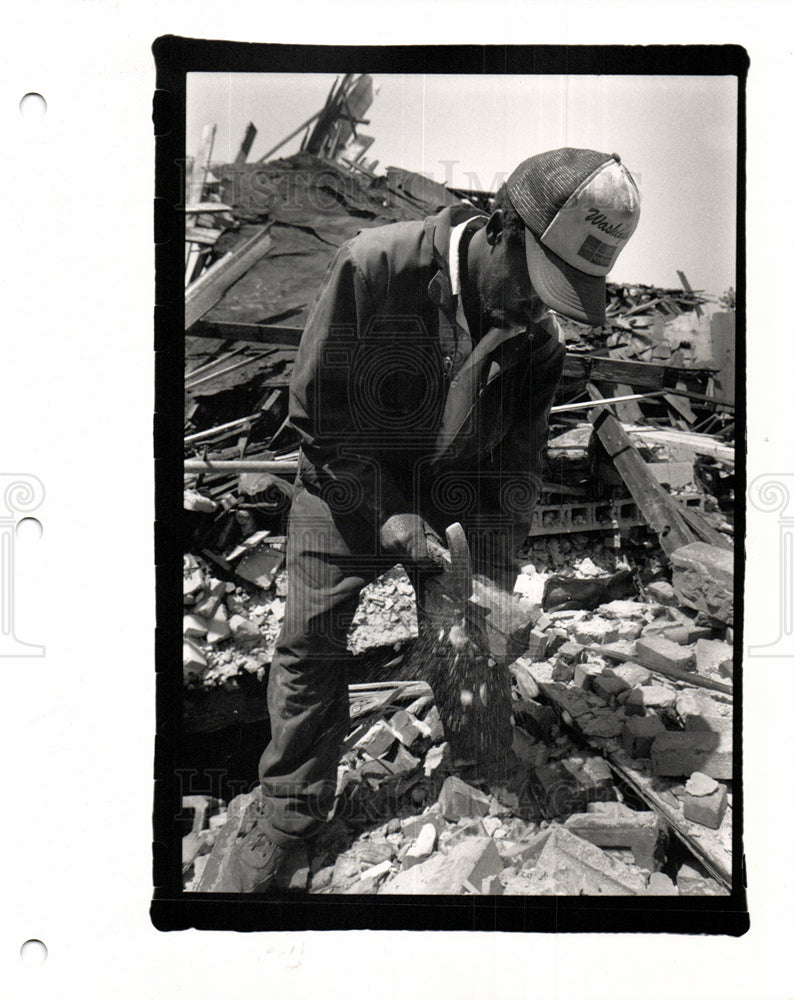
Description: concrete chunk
xmin=605 ymin=662 xmax=652 ymax=688
xmin=625 ymin=685 xmax=677 ymax=715
xmin=570 ymin=617 xmax=620 ymax=646
xmin=564 ymin=809 xmax=665 ymax=870
xmin=383 ymin=837 xmax=502 ymax=894
xmin=671 ymin=542 xmax=734 ymax=625
xmin=645 ymin=580 xmax=677 ymax=606
xmin=695 ymin=638 xmax=733 ymax=677
xmin=635 ymin=635 xmax=696 ymax=672
xmin=402 ymin=823 xmax=438 ymax=869
xmin=531 ymin=826 xmax=646 ymax=895
xmin=437 ymin=775 xmax=491 ymax=821
xmin=651 ymin=730 xmax=733 ymax=779
xmin=683 ymin=784 xmax=728 ymax=829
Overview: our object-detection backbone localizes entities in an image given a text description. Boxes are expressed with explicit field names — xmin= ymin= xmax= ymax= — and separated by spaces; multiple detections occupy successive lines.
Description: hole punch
xmin=19 ymin=93 xmax=47 ymax=119
xmin=20 ymin=939 xmax=47 ymax=965
xmin=16 ymin=517 xmax=43 ymax=541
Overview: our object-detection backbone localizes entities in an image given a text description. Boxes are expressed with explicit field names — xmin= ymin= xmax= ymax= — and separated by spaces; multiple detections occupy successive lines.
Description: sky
xmin=187 ymin=72 xmax=738 ymax=296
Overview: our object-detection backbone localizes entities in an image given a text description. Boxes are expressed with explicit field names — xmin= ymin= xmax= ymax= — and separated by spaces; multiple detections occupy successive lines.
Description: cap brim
xmin=524 ymin=226 xmax=606 ymax=327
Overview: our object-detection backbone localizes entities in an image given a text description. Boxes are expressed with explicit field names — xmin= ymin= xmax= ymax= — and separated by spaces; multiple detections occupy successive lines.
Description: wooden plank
xmin=586 ymin=385 xmax=697 ymax=556
xmin=562 ymin=354 xmax=672 ymax=389
xmin=189 ymin=320 xmax=302 ymax=348
xmin=663 ymin=390 xmax=696 ymax=425
xmin=185 ymin=230 xmax=274 ymax=330
xmin=185 ymin=124 xmax=217 ymax=280
xmin=614 ymin=383 xmax=643 ymax=423
xmin=674 ymin=502 xmax=734 ymax=552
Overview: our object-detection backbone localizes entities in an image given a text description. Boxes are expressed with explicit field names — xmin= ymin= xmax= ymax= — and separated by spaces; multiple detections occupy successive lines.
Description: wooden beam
xmin=586 ymin=385 xmax=697 ymax=556
xmin=185 ymin=230 xmax=274 ymax=330
xmin=563 ymin=354 xmax=673 ymax=389
xmin=234 ymin=122 xmax=257 ymax=165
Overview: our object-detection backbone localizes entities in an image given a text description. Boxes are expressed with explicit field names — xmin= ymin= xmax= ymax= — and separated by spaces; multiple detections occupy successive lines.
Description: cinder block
xmin=556 ymin=640 xmax=585 ymax=663
xmin=671 ymin=542 xmax=734 ymax=625
xmin=437 ymin=775 xmax=491 ymax=821
xmin=526 ymin=627 xmax=549 ymax=661
xmin=651 ymin=731 xmax=733 ymax=779
xmin=564 ymin=809 xmax=665 ymax=870
xmin=623 ymin=715 xmax=667 ymax=758
xmin=683 ymin=784 xmax=728 ymax=829
xmin=635 ymin=635 xmax=696 ymax=672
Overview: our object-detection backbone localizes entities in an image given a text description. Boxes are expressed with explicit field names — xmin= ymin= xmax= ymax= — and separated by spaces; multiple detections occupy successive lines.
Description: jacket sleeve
xmin=288 ymin=243 xmax=411 ymax=528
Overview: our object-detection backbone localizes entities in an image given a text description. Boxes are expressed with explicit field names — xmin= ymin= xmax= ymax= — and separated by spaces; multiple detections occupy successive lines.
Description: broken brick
xmin=573 ymin=662 xmax=601 ymax=690
xmin=695 ymin=638 xmax=733 ymax=677
xmin=357 ymin=720 xmax=396 ymax=758
xmin=570 ymin=617 xmax=621 ymax=646
xmin=383 ymin=837 xmax=502 ymax=894
xmin=228 ymin=614 xmax=261 ymax=650
xmin=651 ymin=731 xmax=733 ymax=779
xmin=437 ymin=775 xmax=491 ymax=821
xmin=683 ymin=784 xmax=728 ymax=829
xmin=183 ymin=638 xmax=207 ymax=680
xmin=401 ymin=806 xmax=446 ymax=841
xmin=592 ymin=675 xmax=629 ymax=702
xmin=402 ymin=823 xmax=438 ymax=869
xmin=645 ymin=579 xmax=677 ymax=606
xmin=663 ymin=624 xmax=712 ymax=646
xmin=625 ymin=685 xmax=677 ymax=715
xmin=604 ymin=662 xmax=652 ymax=688
xmin=623 ymin=715 xmax=667 ymax=758
xmin=635 ymin=635 xmax=696 ymax=673
xmin=671 ymin=542 xmax=734 ymax=625
xmin=643 ymin=872 xmax=678 ymax=895
xmin=388 ymin=709 xmax=422 ymax=747
xmin=556 ymin=640 xmax=585 ymax=664
xmin=514 ymin=698 xmax=559 ymax=742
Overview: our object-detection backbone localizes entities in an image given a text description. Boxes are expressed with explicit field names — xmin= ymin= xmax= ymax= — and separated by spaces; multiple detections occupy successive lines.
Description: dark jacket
xmin=289 ymin=204 xmax=565 ymax=533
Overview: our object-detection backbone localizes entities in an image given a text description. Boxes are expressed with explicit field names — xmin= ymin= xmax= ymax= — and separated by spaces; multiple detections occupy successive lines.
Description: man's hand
xmin=380 ymin=513 xmax=444 ymax=572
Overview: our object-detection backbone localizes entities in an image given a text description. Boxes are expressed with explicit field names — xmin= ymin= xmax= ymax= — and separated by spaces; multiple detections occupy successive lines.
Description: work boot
xmin=217 ymin=823 xmax=290 ymax=894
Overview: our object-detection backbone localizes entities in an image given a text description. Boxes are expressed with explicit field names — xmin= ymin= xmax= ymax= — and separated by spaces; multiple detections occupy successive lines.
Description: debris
xmin=437 ymin=775 xmax=491 ymax=822
xmin=402 ymin=823 xmax=438 ymax=869
xmin=635 ymin=634 xmax=696 ymax=673
xmin=685 ymin=771 xmax=719 ymax=797
xmin=383 ymin=836 xmax=503 ymax=895
xmin=564 ymin=808 xmax=665 ymax=870
xmin=623 ymin=715 xmax=667 ymax=758
xmin=228 ymin=614 xmax=262 ymax=649
xmin=695 ymin=638 xmax=733 ymax=677
xmin=645 ymin=580 xmax=677 ymax=606
xmin=650 ymin=731 xmax=732 ymax=779
xmin=683 ymin=784 xmax=728 ymax=829
xmin=525 ymin=826 xmax=646 ymax=895
xmin=625 ymin=685 xmax=677 ymax=715
xmin=671 ymin=542 xmax=734 ymax=625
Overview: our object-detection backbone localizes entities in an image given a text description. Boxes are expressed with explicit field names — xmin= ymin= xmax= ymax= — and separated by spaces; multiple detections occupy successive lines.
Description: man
xmin=221 ymin=147 xmax=641 ymax=892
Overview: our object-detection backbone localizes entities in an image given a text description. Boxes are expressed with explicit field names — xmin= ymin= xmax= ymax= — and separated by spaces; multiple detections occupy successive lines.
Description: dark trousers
xmin=257 ymin=484 xmax=385 ymax=845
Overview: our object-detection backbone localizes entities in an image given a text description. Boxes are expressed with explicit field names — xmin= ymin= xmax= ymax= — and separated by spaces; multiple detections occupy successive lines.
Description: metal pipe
xmin=184 ymin=459 xmax=298 ymax=476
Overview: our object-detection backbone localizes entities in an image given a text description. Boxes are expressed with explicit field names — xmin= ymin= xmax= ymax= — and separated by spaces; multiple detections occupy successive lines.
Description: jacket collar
xmin=424 ymin=204 xmax=486 ymax=321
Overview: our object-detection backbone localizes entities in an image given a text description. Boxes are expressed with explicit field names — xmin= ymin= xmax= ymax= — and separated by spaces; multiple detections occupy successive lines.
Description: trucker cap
xmin=506 ymin=148 xmax=641 ymax=327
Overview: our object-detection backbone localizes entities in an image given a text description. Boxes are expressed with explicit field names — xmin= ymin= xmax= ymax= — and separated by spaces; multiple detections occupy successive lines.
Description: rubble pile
xmin=182 ymin=543 xmax=733 ymax=896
